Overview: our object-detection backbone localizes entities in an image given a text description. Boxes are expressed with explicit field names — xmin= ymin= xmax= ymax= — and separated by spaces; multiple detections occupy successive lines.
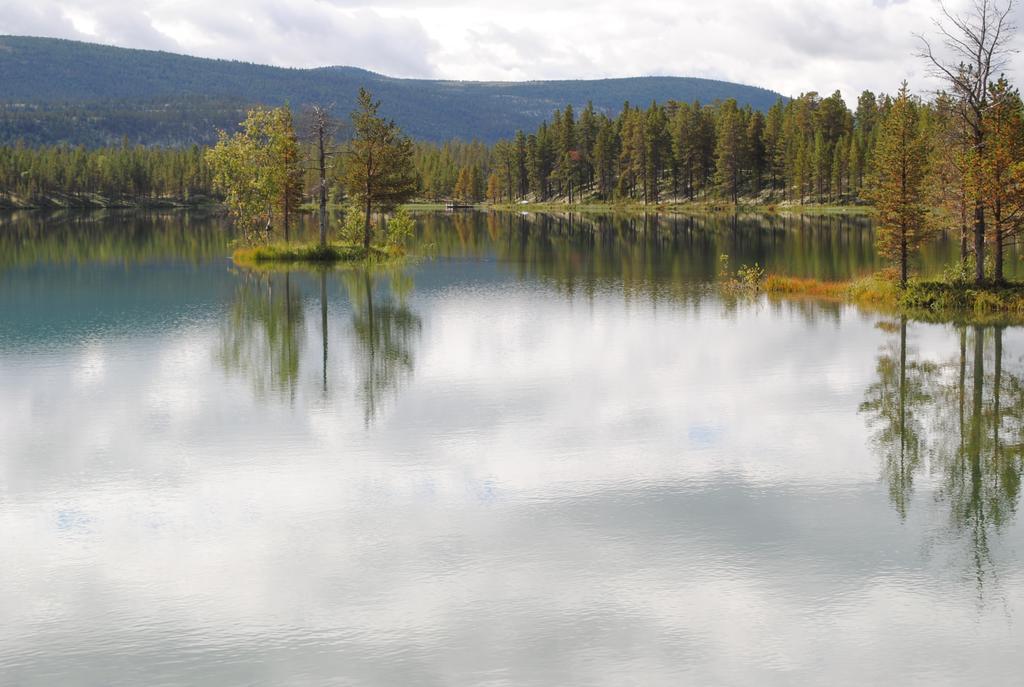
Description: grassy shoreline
xmin=486 ymin=200 xmax=873 ymax=216
xmin=2 ymin=196 xmax=871 ymax=216
xmin=296 ymin=198 xmax=872 ymax=216
xmin=752 ymin=272 xmax=1024 ymax=323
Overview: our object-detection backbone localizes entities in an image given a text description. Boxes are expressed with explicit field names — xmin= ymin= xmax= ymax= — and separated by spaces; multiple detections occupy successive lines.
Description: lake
xmin=3 ymin=209 xmax=1024 ymax=685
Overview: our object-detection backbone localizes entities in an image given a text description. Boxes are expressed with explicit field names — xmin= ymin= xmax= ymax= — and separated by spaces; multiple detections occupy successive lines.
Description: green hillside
xmin=0 ymin=35 xmax=786 ymax=145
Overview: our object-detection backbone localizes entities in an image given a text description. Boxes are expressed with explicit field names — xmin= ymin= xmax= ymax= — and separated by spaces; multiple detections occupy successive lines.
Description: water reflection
xmin=218 ymin=270 xmax=306 ymax=401
xmin=10 ymin=209 xmax=1024 ymax=683
xmin=863 ymin=322 xmax=1024 ymax=592
xmin=416 ymin=210 xmax=1017 ymax=286
xmin=6 ymin=208 xmax=1015 ymax=289
xmin=0 ymin=209 xmax=229 ymax=268
xmin=215 ymin=266 xmax=421 ymax=422
xmin=941 ymin=327 xmax=1024 ymax=591
xmin=860 ymin=319 xmax=935 ymax=518
xmin=343 ymin=267 xmax=422 ymax=425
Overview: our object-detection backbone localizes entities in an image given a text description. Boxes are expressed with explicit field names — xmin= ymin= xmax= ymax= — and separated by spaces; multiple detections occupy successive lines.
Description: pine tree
xmin=868 ymin=83 xmax=932 ymax=287
xmin=715 ymin=100 xmax=743 ymax=203
xmin=578 ymin=102 xmax=597 ymax=191
xmin=764 ymin=99 xmax=786 ymax=194
xmin=344 ymin=88 xmax=418 ymax=250
xmin=514 ymin=130 xmax=529 ymax=198
xmin=593 ymin=117 xmax=618 ymax=199
xmin=746 ymin=110 xmax=766 ymax=196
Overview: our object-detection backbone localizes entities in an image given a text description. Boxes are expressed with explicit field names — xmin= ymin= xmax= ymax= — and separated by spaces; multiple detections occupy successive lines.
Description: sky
xmin=1 ymin=0 xmax=1023 ymax=103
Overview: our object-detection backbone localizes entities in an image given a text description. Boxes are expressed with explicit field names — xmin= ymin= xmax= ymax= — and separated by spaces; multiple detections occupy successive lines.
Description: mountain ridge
xmin=0 ymin=35 xmax=786 ymax=145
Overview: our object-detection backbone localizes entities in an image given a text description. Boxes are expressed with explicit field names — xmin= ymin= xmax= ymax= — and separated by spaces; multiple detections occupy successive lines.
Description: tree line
xmin=0 ymin=142 xmax=212 ymax=204
xmin=412 ymin=90 xmax=879 ymax=206
xmin=0 ymin=89 xmax=925 ymax=211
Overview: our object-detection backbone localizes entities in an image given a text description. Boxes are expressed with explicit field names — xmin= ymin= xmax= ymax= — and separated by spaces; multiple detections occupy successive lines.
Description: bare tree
xmin=306 ymin=104 xmax=340 ymax=248
xmin=916 ymin=0 xmax=1017 ymax=284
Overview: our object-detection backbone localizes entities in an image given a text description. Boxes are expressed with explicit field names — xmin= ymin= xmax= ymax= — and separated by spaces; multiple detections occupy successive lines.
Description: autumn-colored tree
xmin=868 ymin=84 xmax=932 ymax=287
xmin=454 ymin=164 xmax=483 ymax=202
xmin=486 ymin=171 xmax=502 ymax=203
xmin=980 ymin=78 xmax=1024 ymax=282
xmin=344 ymin=88 xmax=418 ymax=250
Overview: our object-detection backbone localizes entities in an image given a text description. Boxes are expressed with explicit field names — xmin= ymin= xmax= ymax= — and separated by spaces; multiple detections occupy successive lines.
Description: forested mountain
xmin=0 ymin=36 xmax=784 ymax=146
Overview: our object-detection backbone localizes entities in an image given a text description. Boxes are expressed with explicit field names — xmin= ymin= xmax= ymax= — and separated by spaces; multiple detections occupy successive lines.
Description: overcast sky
xmin=2 ymin=0 xmax=1023 ymax=103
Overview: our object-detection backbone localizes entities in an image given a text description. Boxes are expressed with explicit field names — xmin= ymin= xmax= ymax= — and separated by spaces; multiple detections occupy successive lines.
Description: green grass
xmin=231 ymin=241 xmax=403 ymax=267
xmin=897 ymin=280 xmax=1024 ymax=320
xmin=295 ymin=201 xmax=449 ymax=212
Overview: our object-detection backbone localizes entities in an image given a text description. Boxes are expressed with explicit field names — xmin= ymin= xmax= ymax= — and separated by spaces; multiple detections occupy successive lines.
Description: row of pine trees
xmin=415 ymin=91 xmax=885 ymax=205
xmin=0 ymin=142 xmax=212 ymax=201
xmin=0 ymin=91 xmax=967 ymax=210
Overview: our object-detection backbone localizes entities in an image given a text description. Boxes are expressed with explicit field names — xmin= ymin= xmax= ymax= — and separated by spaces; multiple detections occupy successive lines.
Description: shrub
xmin=340 ymin=205 xmax=369 ymax=243
xmin=385 ymin=208 xmax=416 ymax=248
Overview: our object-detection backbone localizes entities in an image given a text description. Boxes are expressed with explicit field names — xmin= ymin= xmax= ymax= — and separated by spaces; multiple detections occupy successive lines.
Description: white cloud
xmin=1 ymin=1 xmax=1024 ymax=106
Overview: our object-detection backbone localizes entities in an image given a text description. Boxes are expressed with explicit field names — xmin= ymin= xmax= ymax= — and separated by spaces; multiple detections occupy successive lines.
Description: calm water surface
xmin=3 ymin=210 xmax=1024 ymax=685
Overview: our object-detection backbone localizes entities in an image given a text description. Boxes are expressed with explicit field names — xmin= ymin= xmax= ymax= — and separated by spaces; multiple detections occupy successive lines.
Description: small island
xmin=230 ymin=241 xmax=402 ymax=267
xmin=206 ymin=90 xmax=418 ymax=267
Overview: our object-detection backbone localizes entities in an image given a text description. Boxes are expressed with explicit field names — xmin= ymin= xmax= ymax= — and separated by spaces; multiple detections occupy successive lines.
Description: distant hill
xmin=0 ymin=36 xmax=786 ymax=146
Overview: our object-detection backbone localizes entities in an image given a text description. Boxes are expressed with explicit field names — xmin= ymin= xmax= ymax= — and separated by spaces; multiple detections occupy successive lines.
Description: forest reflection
xmin=416 ymin=210 xmax=1018 ymax=289
xmin=862 ymin=321 xmax=1024 ymax=594
xmin=216 ymin=267 xmax=421 ymax=423
xmin=0 ymin=209 xmax=230 ymax=268
xmin=7 ymin=209 xmax=1017 ymax=289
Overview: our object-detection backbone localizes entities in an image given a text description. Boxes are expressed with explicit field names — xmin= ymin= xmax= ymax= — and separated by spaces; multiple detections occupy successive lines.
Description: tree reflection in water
xmin=217 ymin=266 xmax=421 ymax=423
xmin=343 ymin=267 xmax=421 ymax=425
xmin=860 ymin=318 xmax=936 ymax=518
xmin=218 ymin=270 xmax=306 ymax=402
xmin=862 ymin=321 xmax=1024 ymax=595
